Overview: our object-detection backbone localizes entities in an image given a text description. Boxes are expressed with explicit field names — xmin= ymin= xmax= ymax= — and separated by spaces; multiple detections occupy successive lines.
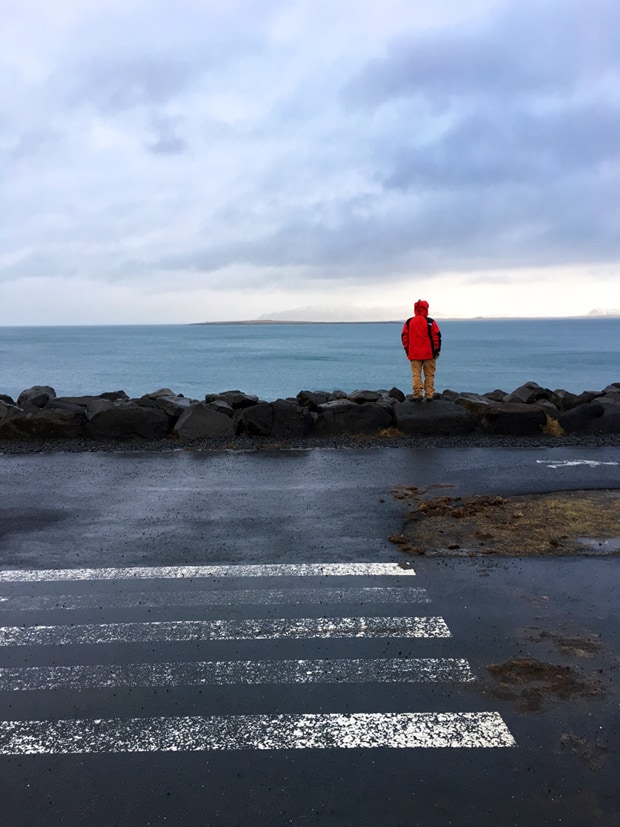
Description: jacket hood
xmin=414 ymin=299 xmax=429 ymax=317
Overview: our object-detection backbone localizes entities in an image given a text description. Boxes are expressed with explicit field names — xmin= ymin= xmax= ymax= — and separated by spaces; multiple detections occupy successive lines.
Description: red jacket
xmin=401 ymin=300 xmax=441 ymax=360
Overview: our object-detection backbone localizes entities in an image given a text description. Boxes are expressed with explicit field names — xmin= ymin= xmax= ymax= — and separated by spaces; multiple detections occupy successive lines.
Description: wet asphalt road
xmin=0 ymin=445 xmax=619 ymax=826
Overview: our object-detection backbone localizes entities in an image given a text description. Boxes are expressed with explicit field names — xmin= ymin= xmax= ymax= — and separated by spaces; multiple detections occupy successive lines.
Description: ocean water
xmin=0 ymin=319 xmax=618 ymax=402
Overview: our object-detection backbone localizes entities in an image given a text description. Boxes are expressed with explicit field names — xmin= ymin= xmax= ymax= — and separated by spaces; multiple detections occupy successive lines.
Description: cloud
xmin=147 ymin=116 xmax=188 ymax=155
xmin=343 ymin=0 xmax=619 ymax=106
xmin=0 ymin=0 xmax=618 ymax=323
xmin=68 ymin=58 xmax=197 ymax=115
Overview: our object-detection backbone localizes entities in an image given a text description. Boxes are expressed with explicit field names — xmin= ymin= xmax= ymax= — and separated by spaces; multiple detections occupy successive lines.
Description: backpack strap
xmin=426 ymin=317 xmax=441 ymax=358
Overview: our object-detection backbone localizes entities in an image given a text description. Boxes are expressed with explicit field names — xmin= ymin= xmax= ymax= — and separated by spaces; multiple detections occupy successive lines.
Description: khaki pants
xmin=410 ymin=359 xmax=436 ymax=399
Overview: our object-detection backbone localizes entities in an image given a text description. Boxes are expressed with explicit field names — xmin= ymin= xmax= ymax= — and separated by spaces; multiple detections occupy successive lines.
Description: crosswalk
xmin=0 ymin=562 xmax=515 ymax=754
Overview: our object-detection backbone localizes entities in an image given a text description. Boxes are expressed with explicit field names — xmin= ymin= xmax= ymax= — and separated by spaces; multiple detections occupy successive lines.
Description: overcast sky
xmin=1 ymin=0 xmax=619 ymax=324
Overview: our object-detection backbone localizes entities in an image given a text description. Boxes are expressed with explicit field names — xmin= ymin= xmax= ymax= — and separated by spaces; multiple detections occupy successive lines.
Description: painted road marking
xmin=0 ymin=616 xmax=451 ymax=646
xmin=536 ymin=459 xmax=619 ymax=469
xmin=0 ymin=563 xmax=415 ymax=583
xmin=0 ymin=586 xmax=430 ymax=612
xmin=0 ymin=712 xmax=515 ymax=753
xmin=0 ymin=562 xmax=515 ymax=752
xmin=0 ymin=657 xmax=474 ymax=690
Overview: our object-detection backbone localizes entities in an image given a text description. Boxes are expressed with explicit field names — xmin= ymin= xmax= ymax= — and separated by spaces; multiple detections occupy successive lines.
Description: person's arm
xmin=401 ymin=320 xmax=410 ymax=355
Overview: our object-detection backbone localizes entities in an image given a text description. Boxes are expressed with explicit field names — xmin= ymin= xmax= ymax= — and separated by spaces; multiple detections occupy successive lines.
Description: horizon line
xmin=190 ymin=313 xmax=620 ymax=325
xmin=1 ymin=313 xmax=619 ymax=328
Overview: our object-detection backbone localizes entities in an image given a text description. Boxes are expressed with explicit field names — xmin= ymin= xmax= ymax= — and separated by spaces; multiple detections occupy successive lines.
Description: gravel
xmin=1 ymin=433 xmax=619 ymax=455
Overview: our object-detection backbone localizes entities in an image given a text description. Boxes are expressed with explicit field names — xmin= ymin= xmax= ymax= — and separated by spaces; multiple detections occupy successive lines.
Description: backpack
xmin=404 ymin=317 xmax=441 ymax=358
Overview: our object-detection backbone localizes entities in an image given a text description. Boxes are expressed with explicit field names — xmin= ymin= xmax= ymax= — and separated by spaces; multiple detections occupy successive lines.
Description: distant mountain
xmin=588 ymin=308 xmax=620 ymax=317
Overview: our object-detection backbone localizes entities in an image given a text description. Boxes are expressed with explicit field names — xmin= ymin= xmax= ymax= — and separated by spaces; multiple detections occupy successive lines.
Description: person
xmin=401 ymin=299 xmax=442 ymax=401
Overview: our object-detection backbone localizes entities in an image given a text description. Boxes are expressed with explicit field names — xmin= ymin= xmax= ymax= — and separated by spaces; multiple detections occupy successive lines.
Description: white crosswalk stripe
xmin=0 ymin=562 xmax=514 ymax=753
xmin=0 ymin=616 xmax=451 ymax=646
xmin=0 ymin=657 xmax=475 ymax=690
xmin=0 ymin=586 xmax=430 ymax=612
xmin=0 ymin=712 xmax=515 ymax=754
xmin=0 ymin=562 xmax=416 ymax=582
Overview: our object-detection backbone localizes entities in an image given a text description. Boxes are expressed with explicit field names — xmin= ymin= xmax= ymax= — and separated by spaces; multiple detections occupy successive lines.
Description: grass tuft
xmin=542 ymin=415 xmax=565 ymax=436
xmin=378 ymin=427 xmax=405 ymax=437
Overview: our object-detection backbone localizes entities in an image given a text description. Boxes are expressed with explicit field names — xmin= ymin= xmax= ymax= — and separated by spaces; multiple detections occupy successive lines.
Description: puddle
xmin=577 ymin=537 xmax=620 ymax=555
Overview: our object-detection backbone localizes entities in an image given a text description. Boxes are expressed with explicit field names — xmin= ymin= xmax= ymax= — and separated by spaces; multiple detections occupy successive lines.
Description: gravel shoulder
xmin=1 ymin=432 xmax=620 ymax=454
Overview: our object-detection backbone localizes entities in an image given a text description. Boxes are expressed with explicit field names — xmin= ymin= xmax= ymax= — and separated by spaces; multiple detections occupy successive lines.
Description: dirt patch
xmin=484 ymin=657 xmax=606 ymax=712
xmin=559 ymin=733 xmax=610 ymax=771
xmin=389 ymin=487 xmax=620 ymax=556
xmin=524 ymin=630 xmax=604 ymax=657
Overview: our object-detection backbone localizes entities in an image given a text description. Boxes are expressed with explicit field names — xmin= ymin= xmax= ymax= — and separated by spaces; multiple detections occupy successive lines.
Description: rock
xmin=239 ymin=402 xmax=274 ymax=436
xmin=205 ymin=390 xmax=259 ymax=409
xmin=98 ymin=390 xmax=129 ymax=401
xmin=349 ymin=390 xmax=381 ymax=403
xmin=85 ymin=398 xmax=114 ymax=419
xmin=483 ymin=389 xmax=508 ymax=402
xmin=453 ymin=393 xmax=493 ymax=416
xmin=583 ymin=405 xmax=620 ymax=434
xmin=86 ymin=402 xmax=171 ymax=440
xmin=554 ymin=389 xmax=603 ymax=411
xmin=313 ymin=400 xmax=392 ymax=436
xmin=387 ymin=387 xmax=406 ymax=402
xmin=375 ymin=393 xmax=398 ymax=411
xmin=46 ymin=397 xmax=93 ymax=414
xmin=47 ymin=396 xmax=119 ymax=421
xmin=600 ymin=392 xmax=620 ymax=406
xmin=173 ymin=403 xmax=235 ymax=439
xmin=557 ymin=402 xmax=604 ymax=433
xmin=534 ymin=399 xmax=561 ymax=419
xmin=239 ymin=400 xmax=312 ymax=437
xmin=272 ymin=399 xmax=314 ymax=437
xmin=152 ymin=395 xmax=193 ymax=418
xmin=144 ymin=388 xmax=179 ymax=399
xmin=135 ymin=397 xmax=159 ymax=409
xmin=24 ymin=410 xmax=87 ymax=439
xmin=504 ymin=382 xmax=557 ymax=405
xmin=17 ymin=385 xmax=56 ymax=411
xmin=553 ymin=389 xmax=577 ymax=410
xmin=481 ymin=403 xmax=547 ymax=435
xmin=205 ymin=400 xmax=235 ymax=418
xmin=0 ymin=401 xmax=29 ymax=438
xmin=583 ymin=398 xmax=620 ymax=434
xmin=0 ymin=402 xmax=85 ymax=439
xmin=393 ymin=399 xmax=475 ymax=435
xmin=296 ymin=390 xmax=330 ymax=410
xmin=3 ymin=382 xmax=618 ymax=443
xmin=503 ymin=382 xmax=539 ymax=404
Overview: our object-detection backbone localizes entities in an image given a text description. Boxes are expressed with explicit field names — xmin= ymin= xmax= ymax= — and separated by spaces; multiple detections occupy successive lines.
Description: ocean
xmin=0 ymin=319 xmax=618 ymax=403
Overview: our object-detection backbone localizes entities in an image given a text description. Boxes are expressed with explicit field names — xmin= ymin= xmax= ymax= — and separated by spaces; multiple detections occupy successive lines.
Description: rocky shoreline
xmin=1 ymin=380 xmax=619 ymax=453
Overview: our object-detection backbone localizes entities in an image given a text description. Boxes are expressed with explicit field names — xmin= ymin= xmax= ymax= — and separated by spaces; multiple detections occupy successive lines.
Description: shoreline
xmin=3 ymin=381 xmax=619 ymax=449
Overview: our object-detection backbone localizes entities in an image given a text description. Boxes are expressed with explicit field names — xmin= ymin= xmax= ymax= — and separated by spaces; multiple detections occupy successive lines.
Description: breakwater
xmin=1 ymin=381 xmax=619 ymax=442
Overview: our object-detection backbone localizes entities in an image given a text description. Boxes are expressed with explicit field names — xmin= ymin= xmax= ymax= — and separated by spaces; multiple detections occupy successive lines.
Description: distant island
xmin=191 ymin=311 xmax=620 ymax=325
xmin=588 ymin=308 xmax=620 ymax=317
xmin=190 ymin=319 xmax=401 ymax=325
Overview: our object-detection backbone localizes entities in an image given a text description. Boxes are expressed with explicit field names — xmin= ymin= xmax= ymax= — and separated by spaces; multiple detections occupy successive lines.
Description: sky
xmin=1 ymin=0 xmax=619 ymax=324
